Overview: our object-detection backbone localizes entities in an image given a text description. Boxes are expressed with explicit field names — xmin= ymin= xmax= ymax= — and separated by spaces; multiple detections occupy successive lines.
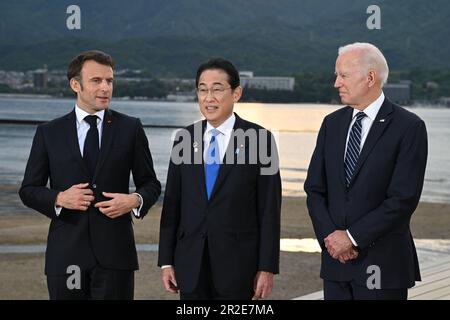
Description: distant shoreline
xmin=1 ymin=93 xmax=449 ymax=108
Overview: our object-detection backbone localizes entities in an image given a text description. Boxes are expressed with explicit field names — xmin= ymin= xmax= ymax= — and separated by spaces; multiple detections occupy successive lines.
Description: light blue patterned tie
xmin=205 ymin=129 xmax=221 ymax=199
xmin=344 ymin=112 xmax=366 ymax=186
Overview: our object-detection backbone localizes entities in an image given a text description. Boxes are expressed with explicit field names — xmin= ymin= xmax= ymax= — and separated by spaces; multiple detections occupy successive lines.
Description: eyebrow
xmin=198 ymin=81 xmax=226 ymax=86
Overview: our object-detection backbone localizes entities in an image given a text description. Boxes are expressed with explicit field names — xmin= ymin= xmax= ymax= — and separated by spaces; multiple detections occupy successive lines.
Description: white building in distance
xmin=239 ymin=71 xmax=295 ymax=91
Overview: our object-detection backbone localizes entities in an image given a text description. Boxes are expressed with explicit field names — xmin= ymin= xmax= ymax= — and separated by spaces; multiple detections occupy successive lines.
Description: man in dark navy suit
xmin=19 ymin=50 xmax=161 ymax=299
xmin=158 ymin=58 xmax=281 ymax=300
xmin=304 ymin=43 xmax=428 ymax=300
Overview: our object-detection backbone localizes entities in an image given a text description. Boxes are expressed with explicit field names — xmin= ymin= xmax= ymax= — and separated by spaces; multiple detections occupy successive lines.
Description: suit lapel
xmin=65 ymin=110 xmax=90 ymax=177
xmin=93 ymin=109 xmax=116 ymax=181
xmin=192 ymin=121 xmax=208 ymax=203
xmin=348 ymin=98 xmax=393 ymax=187
xmin=338 ymin=107 xmax=354 ymax=187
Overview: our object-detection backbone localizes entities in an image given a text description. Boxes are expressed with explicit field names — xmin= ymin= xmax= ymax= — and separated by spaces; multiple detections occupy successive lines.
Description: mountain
xmin=0 ymin=0 xmax=449 ymax=76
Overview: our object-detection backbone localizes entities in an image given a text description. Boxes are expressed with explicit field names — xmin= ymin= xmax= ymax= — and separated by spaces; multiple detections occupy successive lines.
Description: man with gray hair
xmin=304 ymin=42 xmax=428 ymax=300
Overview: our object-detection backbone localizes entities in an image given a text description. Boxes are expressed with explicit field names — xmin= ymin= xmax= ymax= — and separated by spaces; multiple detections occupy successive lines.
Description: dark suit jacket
xmin=304 ymin=97 xmax=428 ymax=289
xmin=158 ymin=113 xmax=281 ymax=294
xmin=19 ymin=108 xmax=161 ymax=275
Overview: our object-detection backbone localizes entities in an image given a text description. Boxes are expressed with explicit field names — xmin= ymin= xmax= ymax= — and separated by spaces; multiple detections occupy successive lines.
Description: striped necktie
xmin=344 ymin=112 xmax=366 ymax=186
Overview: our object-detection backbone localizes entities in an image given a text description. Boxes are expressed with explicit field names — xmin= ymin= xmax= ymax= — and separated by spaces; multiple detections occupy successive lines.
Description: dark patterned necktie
xmin=344 ymin=112 xmax=366 ymax=186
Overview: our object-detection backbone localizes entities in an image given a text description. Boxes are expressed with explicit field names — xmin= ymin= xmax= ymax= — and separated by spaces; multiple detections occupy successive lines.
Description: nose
xmin=101 ymin=80 xmax=110 ymax=91
xmin=205 ymin=90 xmax=216 ymax=102
xmin=334 ymin=77 xmax=341 ymax=88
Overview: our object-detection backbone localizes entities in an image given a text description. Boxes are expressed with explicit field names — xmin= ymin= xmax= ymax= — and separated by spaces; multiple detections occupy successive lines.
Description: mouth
xmin=204 ymin=106 xmax=219 ymax=112
xmin=97 ymin=96 xmax=109 ymax=102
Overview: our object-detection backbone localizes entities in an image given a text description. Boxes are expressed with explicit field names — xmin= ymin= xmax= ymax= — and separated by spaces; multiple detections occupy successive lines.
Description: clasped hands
xmin=55 ymin=183 xmax=140 ymax=219
xmin=324 ymin=230 xmax=358 ymax=263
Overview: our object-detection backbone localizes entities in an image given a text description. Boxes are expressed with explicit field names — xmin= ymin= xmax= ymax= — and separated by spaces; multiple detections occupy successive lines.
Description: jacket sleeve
xmin=157 ymin=132 xmax=183 ymax=266
xmin=19 ymin=125 xmax=60 ymax=219
xmin=304 ymin=118 xmax=338 ymax=248
xmin=132 ymin=119 xmax=162 ymax=218
xmin=257 ymin=130 xmax=282 ymax=274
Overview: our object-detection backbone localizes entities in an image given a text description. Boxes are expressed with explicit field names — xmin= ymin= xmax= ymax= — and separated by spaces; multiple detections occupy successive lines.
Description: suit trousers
xmin=180 ymin=238 xmax=253 ymax=300
xmin=324 ymin=280 xmax=407 ymax=300
xmin=47 ymin=264 xmax=134 ymax=300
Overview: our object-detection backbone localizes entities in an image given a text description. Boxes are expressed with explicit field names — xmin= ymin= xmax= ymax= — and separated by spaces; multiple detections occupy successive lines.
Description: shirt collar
xmin=75 ymin=104 xmax=105 ymax=125
xmin=205 ymin=113 xmax=236 ymax=136
xmin=352 ymin=92 xmax=385 ymax=121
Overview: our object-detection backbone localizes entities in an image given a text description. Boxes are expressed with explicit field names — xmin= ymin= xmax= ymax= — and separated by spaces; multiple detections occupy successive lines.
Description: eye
xmin=213 ymin=88 xmax=222 ymax=93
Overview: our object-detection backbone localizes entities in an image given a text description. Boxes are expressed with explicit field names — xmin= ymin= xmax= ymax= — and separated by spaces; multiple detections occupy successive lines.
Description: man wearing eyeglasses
xmin=158 ymin=58 xmax=282 ymax=300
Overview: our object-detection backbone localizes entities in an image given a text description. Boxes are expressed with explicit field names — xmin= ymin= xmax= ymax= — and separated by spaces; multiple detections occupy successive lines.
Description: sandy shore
xmin=1 ymin=184 xmax=449 ymax=299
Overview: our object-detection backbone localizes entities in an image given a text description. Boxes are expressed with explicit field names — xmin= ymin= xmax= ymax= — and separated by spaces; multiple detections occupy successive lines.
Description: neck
xmin=354 ymin=88 xmax=382 ymax=111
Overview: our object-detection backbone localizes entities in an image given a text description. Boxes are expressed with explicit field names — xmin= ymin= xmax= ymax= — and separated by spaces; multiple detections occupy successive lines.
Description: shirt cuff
xmin=346 ymin=229 xmax=358 ymax=247
xmin=132 ymin=192 xmax=143 ymax=218
xmin=161 ymin=265 xmax=173 ymax=269
xmin=55 ymin=206 xmax=62 ymax=217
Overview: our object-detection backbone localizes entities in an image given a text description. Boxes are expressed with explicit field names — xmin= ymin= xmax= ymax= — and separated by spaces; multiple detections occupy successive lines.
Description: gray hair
xmin=338 ymin=42 xmax=389 ymax=86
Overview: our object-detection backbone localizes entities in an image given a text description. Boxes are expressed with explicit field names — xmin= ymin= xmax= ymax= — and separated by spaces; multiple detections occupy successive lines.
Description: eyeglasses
xmin=196 ymin=86 xmax=231 ymax=98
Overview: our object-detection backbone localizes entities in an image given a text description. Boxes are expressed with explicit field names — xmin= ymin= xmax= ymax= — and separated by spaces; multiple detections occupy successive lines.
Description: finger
xmin=82 ymin=189 xmax=94 ymax=195
xmin=107 ymin=212 xmax=124 ymax=219
xmin=163 ymin=279 xmax=175 ymax=293
xmin=83 ymin=195 xmax=95 ymax=202
xmin=95 ymin=200 xmax=113 ymax=208
xmin=253 ymin=285 xmax=262 ymax=300
xmin=102 ymin=192 xmax=117 ymax=198
xmin=100 ymin=207 xmax=115 ymax=215
xmin=74 ymin=183 xmax=90 ymax=189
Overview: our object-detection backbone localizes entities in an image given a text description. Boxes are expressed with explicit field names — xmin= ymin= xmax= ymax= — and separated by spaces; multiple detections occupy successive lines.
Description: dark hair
xmin=67 ymin=50 xmax=115 ymax=81
xmin=195 ymin=58 xmax=240 ymax=89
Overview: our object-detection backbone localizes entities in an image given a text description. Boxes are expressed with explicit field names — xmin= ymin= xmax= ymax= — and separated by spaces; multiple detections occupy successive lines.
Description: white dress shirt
xmin=203 ymin=113 xmax=236 ymax=163
xmin=345 ymin=92 xmax=385 ymax=246
xmin=55 ymin=105 xmax=143 ymax=217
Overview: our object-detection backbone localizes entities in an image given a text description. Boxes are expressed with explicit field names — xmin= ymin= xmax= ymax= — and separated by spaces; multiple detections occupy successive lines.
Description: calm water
xmin=1 ymin=97 xmax=449 ymax=203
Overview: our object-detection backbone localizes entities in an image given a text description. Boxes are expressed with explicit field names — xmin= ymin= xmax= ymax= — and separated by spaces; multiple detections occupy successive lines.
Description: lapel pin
xmin=379 ymin=119 xmax=385 ymax=122
xmin=193 ymin=141 xmax=198 ymax=153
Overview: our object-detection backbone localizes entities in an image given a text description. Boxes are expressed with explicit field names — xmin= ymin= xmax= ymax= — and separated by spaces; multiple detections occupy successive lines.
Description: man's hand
xmin=55 ymin=183 xmax=94 ymax=211
xmin=161 ymin=267 xmax=178 ymax=294
xmin=252 ymin=271 xmax=274 ymax=300
xmin=337 ymin=247 xmax=359 ymax=263
xmin=95 ymin=192 xmax=140 ymax=219
xmin=324 ymin=230 xmax=354 ymax=259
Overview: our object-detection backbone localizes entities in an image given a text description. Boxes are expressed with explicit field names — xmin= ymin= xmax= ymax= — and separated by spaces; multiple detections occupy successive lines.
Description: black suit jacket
xmin=304 ymin=98 xmax=428 ymax=289
xmin=19 ymin=108 xmax=161 ymax=275
xmin=158 ymin=113 xmax=281 ymax=294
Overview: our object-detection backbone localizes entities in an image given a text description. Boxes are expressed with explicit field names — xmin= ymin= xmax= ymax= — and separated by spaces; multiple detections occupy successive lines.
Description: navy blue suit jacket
xmin=19 ymin=109 xmax=161 ymax=275
xmin=304 ymin=98 xmax=427 ymax=289
xmin=158 ymin=113 xmax=281 ymax=294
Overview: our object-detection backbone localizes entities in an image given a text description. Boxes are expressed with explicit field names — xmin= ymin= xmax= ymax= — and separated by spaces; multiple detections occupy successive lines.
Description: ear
xmin=367 ymin=70 xmax=376 ymax=87
xmin=70 ymin=78 xmax=81 ymax=93
xmin=233 ymin=86 xmax=242 ymax=102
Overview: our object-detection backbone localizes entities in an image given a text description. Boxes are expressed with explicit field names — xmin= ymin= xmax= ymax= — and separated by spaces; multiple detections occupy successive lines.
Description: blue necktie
xmin=83 ymin=115 xmax=99 ymax=177
xmin=205 ymin=129 xmax=221 ymax=199
xmin=344 ymin=112 xmax=366 ymax=186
